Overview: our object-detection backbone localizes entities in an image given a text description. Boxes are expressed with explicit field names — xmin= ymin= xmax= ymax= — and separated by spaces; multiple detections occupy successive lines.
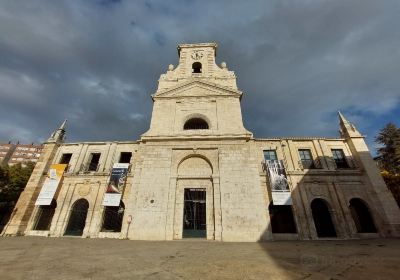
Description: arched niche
xmin=178 ymin=156 xmax=213 ymax=177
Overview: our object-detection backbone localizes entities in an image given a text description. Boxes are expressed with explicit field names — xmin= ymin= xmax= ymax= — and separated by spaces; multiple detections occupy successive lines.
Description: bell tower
xmin=141 ymin=43 xmax=252 ymax=141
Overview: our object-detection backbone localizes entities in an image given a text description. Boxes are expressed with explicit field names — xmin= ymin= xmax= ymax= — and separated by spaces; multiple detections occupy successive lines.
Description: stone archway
xmin=311 ymin=198 xmax=337 ymax=238
xmin=349 ymin=198 xmax=377 ymax=233
xmin=174 ymin=156 xmax=215 ymax=240
xmin=64 ymin=199 xmax=89 ymax=236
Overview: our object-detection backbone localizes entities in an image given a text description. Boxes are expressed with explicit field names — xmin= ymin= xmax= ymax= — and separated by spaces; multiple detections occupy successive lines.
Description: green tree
xmin=0 ymin=163 xmax=34 ymax=230
xmin=375 ymin=123 xmax=400 ymax=174
xmin=0 ymin=163 xmax=34 ymax=203
xmin=381 ymin=171 xmax=400 ymax=208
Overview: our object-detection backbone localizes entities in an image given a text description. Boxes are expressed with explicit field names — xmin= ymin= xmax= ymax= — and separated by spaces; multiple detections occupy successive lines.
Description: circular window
xmin=184 ymin=118 xmax=209 ymax=130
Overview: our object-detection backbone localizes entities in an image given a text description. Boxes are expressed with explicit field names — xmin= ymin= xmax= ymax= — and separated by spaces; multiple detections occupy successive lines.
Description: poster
xmin=35 ymin=164 xmax=68 ymax=205
xmin=266 ymin=160 xmax=292 ymax=205
xmin=102 ymin=163 xmax=129 ymax=206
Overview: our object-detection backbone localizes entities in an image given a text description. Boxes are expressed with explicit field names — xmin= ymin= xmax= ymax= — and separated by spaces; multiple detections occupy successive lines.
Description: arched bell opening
xmin=192 ymin=62 xmax=202 ymax=73
xmin=183 ymin=118 xmax=209 ymax=130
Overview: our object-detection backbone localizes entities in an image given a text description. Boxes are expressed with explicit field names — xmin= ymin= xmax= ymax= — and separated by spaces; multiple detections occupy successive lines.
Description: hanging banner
xmin=102 ymin=163 xmax=129 ymax=206
xmin=266 ymin=160 xmax=292 ymax=205
xmin=35 ymin=164 xmax=68 ymax=205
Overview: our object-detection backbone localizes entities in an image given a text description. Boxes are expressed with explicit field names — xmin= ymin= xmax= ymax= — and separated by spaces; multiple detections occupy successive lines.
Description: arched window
xmin=268 ymin=202 xmax=297 ymax=233
xmin=192 ymin=62 xmax=202 ymax=73
xmin=101 ymin=201 xmax=125 ymax=232
xmin=311 ymin=198 xmax=337 ymax=237
xmin=184 ymin=118 xmax=209 ymax=130
xmin=64 ymin=199 xmax=89 ymax=236
xmin=33 ymin=199 xmax=57 ymax=231
xmin=349 ymin=198 xmax=377 ymax=233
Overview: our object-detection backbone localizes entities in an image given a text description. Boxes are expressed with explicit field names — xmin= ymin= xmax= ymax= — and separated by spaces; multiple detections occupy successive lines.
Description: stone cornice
xmin=153 ymin=79 xmax=242 ymax=99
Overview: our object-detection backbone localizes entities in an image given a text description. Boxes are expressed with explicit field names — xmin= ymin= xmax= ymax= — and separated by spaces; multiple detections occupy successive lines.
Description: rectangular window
xmin=332 ymin=149 xmax=349 ymax=169
xmin=263 ymin=150 xmax=277 ymax=161
xmin=119 ymin=152 xmax=132 ymax=163
xmin=59 ymin=153 xmax=72 ymax=164
xmin=87 ymin=153 xmax=101 ymax=171
xmin=298 ymin=149 xmax=315 ymax=169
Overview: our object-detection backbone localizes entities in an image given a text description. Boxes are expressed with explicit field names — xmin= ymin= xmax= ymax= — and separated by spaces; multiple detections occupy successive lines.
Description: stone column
xmin=2 ymin=142 xmax=60 ymax=236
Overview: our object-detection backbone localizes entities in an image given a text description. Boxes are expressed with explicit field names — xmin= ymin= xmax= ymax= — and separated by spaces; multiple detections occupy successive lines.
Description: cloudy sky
xmin=1 ymin=0 xmax=399 ymax=153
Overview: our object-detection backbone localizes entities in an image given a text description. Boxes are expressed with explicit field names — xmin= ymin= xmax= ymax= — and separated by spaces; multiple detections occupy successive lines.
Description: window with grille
xmin=331 ymin=149 xmax=349 ymax=169
xmin=263 ymin=150 xmax=277 ymax=161
xmin=298 ymin=149 xmax=315 ymax=169
xmin=87 ymin=153 xmax=100 ymax=171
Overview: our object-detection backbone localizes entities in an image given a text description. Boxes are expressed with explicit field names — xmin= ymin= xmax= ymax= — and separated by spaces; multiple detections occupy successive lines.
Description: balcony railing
xmin=80 ymin=162 xmax=100 ymax=173
xmin=332 ymin=156 xmax=358 ymax=170
xmin=298 ymin=158 xmax=323 ymax=170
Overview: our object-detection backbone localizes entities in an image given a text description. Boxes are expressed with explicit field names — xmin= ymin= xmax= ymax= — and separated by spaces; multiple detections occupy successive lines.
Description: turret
xmin=2 ymin=120 xmax=67 ymax=236
xmin=46 ymin=119 xmax=67 ymax=143
xmin=338 ymin=111 xmax=400 ymax=237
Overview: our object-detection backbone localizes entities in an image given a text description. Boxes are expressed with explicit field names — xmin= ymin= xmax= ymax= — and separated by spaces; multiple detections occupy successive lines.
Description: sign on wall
xmin=102 ymin=163 xmax=129 ymax=206
xmin=35 ymin=164 xmax=68 ymax=205
xmin=266 ymin=160 xmax=292 ymax=205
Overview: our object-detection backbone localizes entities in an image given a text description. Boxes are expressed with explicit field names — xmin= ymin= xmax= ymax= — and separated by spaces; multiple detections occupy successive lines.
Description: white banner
xmin=35 ymin=164 xmax=67 ymax=205
xmin=102 ymin=163 xmax=129 ymax=206
xmin=266 ymin=160 xmax=292 ymax=205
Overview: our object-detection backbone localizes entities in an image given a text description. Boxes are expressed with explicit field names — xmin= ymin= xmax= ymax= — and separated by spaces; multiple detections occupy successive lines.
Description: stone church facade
xmin=3 ymin=43 xmax=400 ymax=241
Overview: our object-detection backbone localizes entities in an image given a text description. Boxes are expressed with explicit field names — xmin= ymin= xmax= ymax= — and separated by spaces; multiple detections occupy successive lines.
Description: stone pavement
xmin=0 ymin=237 xmax=399 ymax=279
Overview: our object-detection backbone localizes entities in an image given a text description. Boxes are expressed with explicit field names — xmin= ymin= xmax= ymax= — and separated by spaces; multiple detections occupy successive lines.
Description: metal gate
xmin=183 ymin=188 xmax=206 ymax=238
xmin=64 ymin=199 xmax=89 ymax=236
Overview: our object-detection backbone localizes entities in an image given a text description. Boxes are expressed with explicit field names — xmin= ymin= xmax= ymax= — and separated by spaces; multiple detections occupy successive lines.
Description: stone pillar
xmin=212 ymin=175 xmax=222 ymax=241
xmin=2 ymin=142 xmax=60 ymax=235
xmin=339 ymin=112 xmax=400 ymax=236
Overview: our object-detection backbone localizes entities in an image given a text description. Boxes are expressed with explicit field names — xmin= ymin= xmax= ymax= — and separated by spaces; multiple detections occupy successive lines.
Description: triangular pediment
xmin=153 ymin=80 xmax=242 ymax=99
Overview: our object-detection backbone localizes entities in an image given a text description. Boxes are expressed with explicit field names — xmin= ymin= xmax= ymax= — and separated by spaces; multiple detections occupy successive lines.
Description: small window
xmin=59 ymin=153 xmax=72 ymax=164
xmin=119 ymin=152 xmax=132 ymax=163
xmin=87 ymin=153 xmax=100 ymax=171
xmin=192 ymin=62 xmax=202 ymax=73
xmin=298 ymin=149 xmax=314 ymax=169
xmin=184 ymin=118 xmax=209 ymax=130
xmin=264 ymin=150 xmax=277 ymax=161
xmin=331 ymin=149 xmax=349 ymax=169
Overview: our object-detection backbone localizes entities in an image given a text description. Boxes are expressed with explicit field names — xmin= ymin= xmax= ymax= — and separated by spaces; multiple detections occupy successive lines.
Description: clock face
xmin=191 ymin=50 xmax=204 ymax=60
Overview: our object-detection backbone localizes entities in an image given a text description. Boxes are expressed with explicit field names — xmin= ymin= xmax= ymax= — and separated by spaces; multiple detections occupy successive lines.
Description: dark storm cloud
xmin=0 ymin=0 xmax=399 ymax=150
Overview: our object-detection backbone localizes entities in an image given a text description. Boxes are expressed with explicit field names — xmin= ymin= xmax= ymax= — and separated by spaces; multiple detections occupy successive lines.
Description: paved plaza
xmin=0 ymin=237 xmax=399 ymax=279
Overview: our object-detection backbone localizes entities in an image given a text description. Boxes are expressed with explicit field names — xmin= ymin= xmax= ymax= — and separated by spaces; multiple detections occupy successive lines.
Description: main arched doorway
xmin=176 ymin=156 xmax=213 ymax=239
xmin=311 ymin=198 xmax=337 ymax=238
xmin=33 ymin=199 xmax=57 ymax=231
xmin=349 ymin=198 xmax=377 ymax=233
xmin=64 ymin=199 xmax=89 ymax=236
